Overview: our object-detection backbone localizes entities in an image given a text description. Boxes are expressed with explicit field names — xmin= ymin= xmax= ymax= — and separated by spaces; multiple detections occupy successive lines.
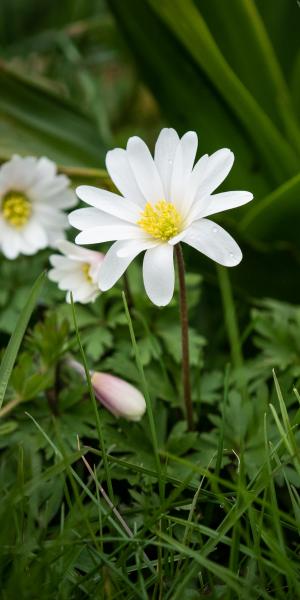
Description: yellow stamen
xmin=2 ymin=191 xmax=31 ymax=228
xmin=137 ymin=200 xmax=182 ymax=241
xmin=82 ymin=262 xmax=92 ymax=283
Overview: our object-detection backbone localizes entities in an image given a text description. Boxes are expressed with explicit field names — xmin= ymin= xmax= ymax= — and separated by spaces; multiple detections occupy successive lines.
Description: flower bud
xmin=91 ymin=372 xmax=146 ymax=421
xmin=68 ymin=359 xmax=146 ymax=421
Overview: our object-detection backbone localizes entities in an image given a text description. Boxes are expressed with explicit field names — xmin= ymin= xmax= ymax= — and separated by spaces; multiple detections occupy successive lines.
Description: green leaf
xmin=147 ymin=0 xmax=299 ymax=181
xmin=197 ymin=0 xmax=300 ymax=152
xmin=85 ymin=328 xmax=113 ymax=361
xmin=108 ymin=0 xmax=272 ymax=200
xmin=0 ymin=63 xmax=106 ymax=166
xmin=0 ymin=271 xmax=45 ymax=409
xmin=240 ymin=173 xmax=300 ymax=243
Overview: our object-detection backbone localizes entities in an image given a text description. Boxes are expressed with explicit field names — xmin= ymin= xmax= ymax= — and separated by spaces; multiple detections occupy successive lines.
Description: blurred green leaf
xmin=0 ymin=63 xmax=107 ymax=165
xmin=147 ymin=0 xmax=299 ymax=181
xmin=240 ymin=173 xmax=300 ymax=243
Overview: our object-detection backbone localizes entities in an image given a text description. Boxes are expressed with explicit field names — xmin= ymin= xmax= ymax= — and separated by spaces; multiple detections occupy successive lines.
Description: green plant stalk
xmin=175 ymin=244 xmax=194 ymax=431
xmin=216 ymin=265 xmax=243 ymax=370
xmin=122 ymin=291 xmax=164 ymax=501
xmin=70 ymin=295 xmax=114 ymax=502
xmin=215 ymin=364 xmax=230 ymax=477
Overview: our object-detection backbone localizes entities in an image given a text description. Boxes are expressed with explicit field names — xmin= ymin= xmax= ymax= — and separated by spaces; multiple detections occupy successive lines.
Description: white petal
xmin=202 ymin=191 xmax=253 ymax=218
xmin=76 ymin=224 xmax=144 ymax=245
xmin=106 ymin=148 xmax=146 ymax=208
xmin=170 ymin=131 xmax=198 ymax=211
xmin=47 ymin=229 xmax=67 ymax=247
xmin=76 ymin=185 xmax=140 ymax=223
xmin=143 ymin=244 xmax=175 ymax=306
xmin=49 ymin=255 xmax=74 ymax=270
xmin=44 ymin=189 xmax=76 ymax=209
xmin=154 ymin=128 xmax=180 ymax=200
xmin=183 ymin=219 xmax=242 ymax=267
xmin=181 ymin=131 xmax=198 ymax=176
xmin=116 ymin=238 xmax=158 ymax=257
xmin=127 ymin=136 xmax=164 ymax=203
xmin=0 ymin=156 xmax=37 ymax=192
xmin=55 ymin=239 xmax=102 ymax=262
xmin=1 ymin=229 xmax=21 ymax=259
xmin=21 ymin=220 xmax=48 ymax=250
xmin=69 ymin=207 xmax=131 ymax=230
xmin=34 ymin=205 xmax=68 ymax=228
xmin=197 ymin=149 xmax=234 ymax=196
xmin=34 ymin=157 xmax=57 ymax=180
xmin=56 ymin=271 xmax=86 ymax=290
xmin=98 ymin=239 xmax=151 ymax=291
xmin=73 ymin=283 xmax=99 ymax=303
xmin=168 ymin=230 xmax=189 ymax=245
xmin=48 ymin=267 xmax=63 ymax=282
xmin=184 ymin=154 xmax=209 ymax=218
xmin=30 ymin=175 xmax=69 ymax=200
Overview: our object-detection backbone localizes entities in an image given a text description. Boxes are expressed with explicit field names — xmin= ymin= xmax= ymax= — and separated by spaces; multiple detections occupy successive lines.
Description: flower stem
xmin=175 ymin=244 xmax=194 ymax=431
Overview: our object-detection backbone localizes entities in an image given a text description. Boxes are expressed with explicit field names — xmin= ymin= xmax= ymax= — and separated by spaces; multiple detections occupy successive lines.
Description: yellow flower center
xmin=82 ymin=262 xmax=92 ymax=283
xmin=137 ymin=200 xmax=182 ymax=241
xmin=2 ymin=191 xmax=31 ymax=228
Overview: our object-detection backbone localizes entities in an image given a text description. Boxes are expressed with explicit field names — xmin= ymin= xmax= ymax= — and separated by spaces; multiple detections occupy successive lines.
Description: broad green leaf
xmin=197 ymin=0 xmax=300 ymax=154
xmin=240 ymin=173 xmax=300 ymax=243
xmin=255 ymin=0 xmax=300 ymax=80
xmin=0 ymin=271 xmax=45 ymax=409
xmin=147 ymin=0 xmax=299 ymax=181
xmin=109 ymin=0 xmax=271 ymax=200
xmin=0 ymin=63 xmax=106 ymax=166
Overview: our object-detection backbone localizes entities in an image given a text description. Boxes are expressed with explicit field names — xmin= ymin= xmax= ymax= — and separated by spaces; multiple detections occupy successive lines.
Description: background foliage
xmin=0 ymin=1 xmax=300 ymax=598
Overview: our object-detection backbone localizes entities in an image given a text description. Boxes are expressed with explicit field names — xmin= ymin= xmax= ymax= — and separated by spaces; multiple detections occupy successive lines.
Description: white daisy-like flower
xmin=0 ymin=154 xmax=76 ymax=259
xmin=69 ymin=129 xmax=253 ymax=306
xmin=48 ymin=240 xmax=104 ymax=304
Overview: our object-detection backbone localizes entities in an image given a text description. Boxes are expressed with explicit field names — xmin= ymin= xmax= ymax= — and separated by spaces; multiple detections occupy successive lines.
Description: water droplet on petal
xmin=229 ymin=252 xmax=234 ymax=258
xmin=212 ymin=226 xmax=218 ymax=233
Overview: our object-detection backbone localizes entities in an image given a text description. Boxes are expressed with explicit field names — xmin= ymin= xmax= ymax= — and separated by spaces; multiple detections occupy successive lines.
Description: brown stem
xmin=175 ymin=244 xmax=194 ymax=430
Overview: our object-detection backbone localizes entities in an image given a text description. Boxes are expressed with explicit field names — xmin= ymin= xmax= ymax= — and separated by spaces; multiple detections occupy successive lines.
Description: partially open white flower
xmin=69 ymin=129 xmax=253 ymax=306
xmin=0 ymin=155 xmax=76 ymax=259
xmin=48 ymin=240 xmax=104 ymax=303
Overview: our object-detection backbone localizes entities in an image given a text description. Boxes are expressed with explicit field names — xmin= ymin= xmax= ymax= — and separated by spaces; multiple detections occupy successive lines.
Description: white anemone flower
xmin=0 ymin=154 xmax=76 ymax=259
xmin=69 ymin=129 xmax=253 ymax=306
xmin=48 ymin=240 xmax=104 ymax=304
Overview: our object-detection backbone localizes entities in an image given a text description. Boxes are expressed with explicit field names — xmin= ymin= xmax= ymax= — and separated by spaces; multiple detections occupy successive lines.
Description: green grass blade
xmin=122 ymin=291 xmax=163 ymax=501
xmin=70 ymin=295 xmax=114 ymax=502
xmin=0 ymin=270 xmax=45 ymax=409
xmin=235 ymin=0 xmax=300 ymax=153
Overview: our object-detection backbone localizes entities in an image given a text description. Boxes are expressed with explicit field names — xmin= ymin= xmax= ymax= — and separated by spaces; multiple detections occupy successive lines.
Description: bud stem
xmin=175 ymin=244 xmax=194 ymax=431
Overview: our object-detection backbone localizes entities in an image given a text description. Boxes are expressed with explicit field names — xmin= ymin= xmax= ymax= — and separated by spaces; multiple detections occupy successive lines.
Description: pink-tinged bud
xmin=91 ymin=372 xmax=146 ymax=421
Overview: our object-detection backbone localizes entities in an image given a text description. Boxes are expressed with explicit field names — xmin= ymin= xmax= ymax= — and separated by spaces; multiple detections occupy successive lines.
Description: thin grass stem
xmin=175 ymin=244 xmax=194 ymax=430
